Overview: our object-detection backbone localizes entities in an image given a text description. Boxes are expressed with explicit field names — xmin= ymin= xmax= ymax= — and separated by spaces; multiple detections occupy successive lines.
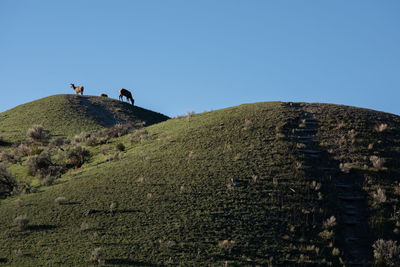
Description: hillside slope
xmin=0 ymin=94 xmax=169 ymax=143
xmin=0 ymin=102 xmax=399 ymax=266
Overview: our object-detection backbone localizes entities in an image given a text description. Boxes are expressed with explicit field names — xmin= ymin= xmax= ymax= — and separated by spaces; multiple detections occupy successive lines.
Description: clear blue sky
xmin=1 ymin=0 xmax=399 ymax=116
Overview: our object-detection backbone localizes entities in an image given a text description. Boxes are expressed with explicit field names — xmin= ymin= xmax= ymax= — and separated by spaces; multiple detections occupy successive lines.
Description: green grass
xmin=0 ymin=94 xmax=169 ymax=143
xmin=0 ymin=100 xmax=400 ymax=266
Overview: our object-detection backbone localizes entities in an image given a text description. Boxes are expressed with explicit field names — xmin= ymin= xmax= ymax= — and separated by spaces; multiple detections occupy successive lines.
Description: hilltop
xmin=0 ymin=94 xmax=169 ymax=143
xmin=0 ymin=100 xmax=400 ymax=266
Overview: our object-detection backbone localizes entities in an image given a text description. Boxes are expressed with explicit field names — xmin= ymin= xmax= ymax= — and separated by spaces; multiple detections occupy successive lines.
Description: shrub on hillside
xmin=375 ymin=123 xmax=388 ymax=132
xmin=84 ymin=124 xmax=132 ymax=147
xmin=132 ymin=129 xmax=148 ymax=143
xmin=16 ymin=142 xmax=31 ymax=157
xmin=373 ymin=239 xmax=400 ymax=266
xmin=67 ymin=146 xmax=90 ymax=168
xmin=90 ymin=247 xmax=104 ymax=264
xmin=323 ymin=216 xmax=337 ymax=229
xmin=27 ymin=125 xmax=49 ymax=144
xmin=372 ymin=188 xmax=387 ymax=206
xmin=86 ymin=135 xmax=107 ymax=146
xmin=109 ymin=201 xmax=118 ymax=214
xmin=48 ymin=137 xmax=65 ymax=148
xmin=29 ymin=147 xmax=44 ymax=156
xmin=107 ymin=123 xmax=131 ymax=138
xmin=27 ymin=152 xmax=51 ymax=176
xmin=0 ymin=150 xmax=20 ymax=164
xmin=14 ymin=215 xmax=29 ymax=230
xmin=116 ymin=143 xmax=125 ymax=151
xmin=55 ymin=197 xmax=67 ymax=205
xmin=370 ymin=156 xmax=386 ymax=170
xmin=105 ymin=152 xmax=122 ymax=162
xmin=26 ymin=151 xmax=62 ymax=178
xmin=0 ymin=164 xmax=16 ymax=198
xmin=71 ymin=132 xmax=90 ymax=146
xmin=218 ymin=240 xmax=235 ymax=254
xmin=40 ymin=176 xmax=55 ymax=186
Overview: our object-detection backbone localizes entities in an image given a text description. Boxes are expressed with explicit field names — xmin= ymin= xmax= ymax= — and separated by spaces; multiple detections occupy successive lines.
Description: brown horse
xmin=100 ymin=93 xmax=108 ymax=97
xmin=119 ymin=88 xmax=134 ymax=105
xmin=70 ymin=83 xmax=84 ymax=95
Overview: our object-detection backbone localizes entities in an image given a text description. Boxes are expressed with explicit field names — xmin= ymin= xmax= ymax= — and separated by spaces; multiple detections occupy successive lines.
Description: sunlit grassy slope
xmin=0 ymin=100 xmax=400 ymax=266
xmin=0 ymin=94 xmax=169 ymax=143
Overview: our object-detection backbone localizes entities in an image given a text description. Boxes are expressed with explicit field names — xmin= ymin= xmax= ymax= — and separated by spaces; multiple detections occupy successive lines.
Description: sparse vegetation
xmin=0 ymin=100 xmax=399 ymax=265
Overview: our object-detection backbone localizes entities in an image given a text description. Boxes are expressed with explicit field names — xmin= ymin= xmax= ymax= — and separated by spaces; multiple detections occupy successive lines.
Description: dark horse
xmin=119 ymin=88 xmax=134 ymax=105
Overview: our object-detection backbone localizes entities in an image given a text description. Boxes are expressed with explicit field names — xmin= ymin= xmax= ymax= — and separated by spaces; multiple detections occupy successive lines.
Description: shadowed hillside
xmin=0 ymin=94 xmax=169 ymax=143
xmin=0 ymin=101 xmax=399 ymax=266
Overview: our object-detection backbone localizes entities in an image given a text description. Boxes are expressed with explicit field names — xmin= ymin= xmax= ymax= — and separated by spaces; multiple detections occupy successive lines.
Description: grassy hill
xmin=0 ymin=100 xmax=400 ymax=266
xmin=0 ymin=94 xmax=169 ymax=143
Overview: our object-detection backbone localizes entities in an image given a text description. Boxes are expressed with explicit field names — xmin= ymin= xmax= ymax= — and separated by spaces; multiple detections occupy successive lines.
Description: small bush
xmin=80 ymin=222 xmax=90 ymax=231
xmin=376 ymin=123 xmax=388 ymax=132
xmin=373 ymin=188 xmax=387 ymax=206
xmin=90 ymin=247 xmax=104 ymax=264
xmin=16 ymin=143 xmax=31 ymax=157
xmin=71 ymin=132 xmax=90 ymax=146
xmin=243 ymin=119 xmax=252 ymax=130
xmin=0 ymin=150 xmax=20 ymax=164
xmin=29 ymin=147 xmax=44 ymax=156
xmin=86 ymin=135 xmax=107 ymax=147
xmin=116 ymin=143 xmax=125 ymax=151
xmin=134 ymin=129 xmax=148 ymax=143
xmin=219 ymin=240 xmax=235 ymax=253
xmin=370 ymin=156 xmax=386 ymax=170
xmin=373 ymin=239 xmax=400 ymax=266
xmin=186 ymin=110 xmax=195 ymax=122
xmin=48 ymin=137 xmax=65 ymax=148
xmin=339 ymin=162 xmax=352 ymax=173
xmin=105 ymin=152 xmax=122 ymax=162
xmin=323 ymin=216 xmax=337 ymax=229
xmin=110 ymin=201 xmax=118 ymax=214
xmin=332 ymin=248 xmax=340 ymax=256
xmin=101 ymin=145 xmax=110 ymax=155
xmin=55 ymin=197 xmax=67 ymax=205
xmin=107 ymin=123 xmax=131 ymax=138
xmin=14 ymin=215 xmax=29 ymax=230
xmin=26 ymin=151 xmax=56 ymax=178
xmin=27 ymin=125 xmax=49 ymax=144
xmin=41 ymin=176 xmax=55 ymax=186
xmin=318 ymin=230 xmax=333 ymax=240
xmin=67 ymin=146 xmax=90 ymax=168
xmin=0 ymin=164 xmax=16 ymax=198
